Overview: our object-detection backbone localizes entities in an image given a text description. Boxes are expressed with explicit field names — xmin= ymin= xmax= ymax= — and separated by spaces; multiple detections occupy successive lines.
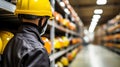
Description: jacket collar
xmin=19 ymin=22 xmax=44 ymax=45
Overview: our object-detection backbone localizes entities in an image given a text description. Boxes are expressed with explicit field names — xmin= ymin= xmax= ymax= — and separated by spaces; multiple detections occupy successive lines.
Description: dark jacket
xmin=2 ymin=23 xmax=50 ymax=67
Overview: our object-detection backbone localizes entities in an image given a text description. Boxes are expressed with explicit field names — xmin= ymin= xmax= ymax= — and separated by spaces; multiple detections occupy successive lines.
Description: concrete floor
xmin=69 ymin=44 xmax=120 ymax=67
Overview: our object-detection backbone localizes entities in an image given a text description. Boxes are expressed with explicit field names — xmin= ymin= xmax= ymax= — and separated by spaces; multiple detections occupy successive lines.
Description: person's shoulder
xmin=13 ymin=33 xmax=23 ymax=38
xmin=9 ymin=33 xmax=29 ymax=47
xmin=13 ymin=33 xmax=30 ymax=41
xmin=15 ymin=33 xmax=44 ymax=49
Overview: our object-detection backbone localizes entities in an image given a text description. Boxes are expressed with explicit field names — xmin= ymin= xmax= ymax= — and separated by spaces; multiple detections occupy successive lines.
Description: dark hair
xmin=18 ymin=14 xmax=41 ymax=20
xmin=18 ymin=14 xmax=50 ymax=20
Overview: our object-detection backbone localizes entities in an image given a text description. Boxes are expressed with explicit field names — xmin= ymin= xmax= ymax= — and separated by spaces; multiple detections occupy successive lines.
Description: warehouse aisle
xmin=69 ymin=44 xmax=120 ymax=67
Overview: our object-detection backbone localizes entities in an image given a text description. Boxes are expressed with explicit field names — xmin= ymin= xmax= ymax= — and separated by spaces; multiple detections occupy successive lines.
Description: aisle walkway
xmin=69 ymin=44 xmax=120 ymax=67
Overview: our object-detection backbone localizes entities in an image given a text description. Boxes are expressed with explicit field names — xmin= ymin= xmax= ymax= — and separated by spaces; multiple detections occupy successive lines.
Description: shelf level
xmin=49 ymin=44 xmax=80 ymax=62
xmin=48 ymin=22 xmax=80 ymax=36
xmin=103 ymin=45 xmax=120 ymax=54
xmin=113 ymin=47 xmax=120 ymax=53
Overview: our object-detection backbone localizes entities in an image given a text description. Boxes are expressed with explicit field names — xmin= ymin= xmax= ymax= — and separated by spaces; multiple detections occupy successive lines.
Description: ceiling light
xmin=89 ymin=21 xmax=98 ymax=33
xmin=97 ymin=0 xmax=107 ymax=5
xmin=94 ymin=9 xmax=103 ymax=14
xmin=60 ymin=2 xmax=65 ymax=7
xmin=93 ymin=15 xmax=101 ymax=19
xmin=92 ymin=18 xmax=99 ymax=22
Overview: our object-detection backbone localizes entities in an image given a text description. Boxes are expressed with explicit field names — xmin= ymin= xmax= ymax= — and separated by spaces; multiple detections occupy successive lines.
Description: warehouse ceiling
xmin=69 ymin=0 xmax=120 ymax=27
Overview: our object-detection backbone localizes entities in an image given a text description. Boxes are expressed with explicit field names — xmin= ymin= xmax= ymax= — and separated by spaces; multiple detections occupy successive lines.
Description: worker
xmin=2 ymin=0 xmax=52 ymax=67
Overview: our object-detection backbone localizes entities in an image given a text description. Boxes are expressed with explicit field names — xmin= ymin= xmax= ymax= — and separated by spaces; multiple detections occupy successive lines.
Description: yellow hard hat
xmin=0 ymin=37 xmax=2 ymax=54
xmin=41 ymin=37 xmax=52 ymax=54
xmin=0 ymin=31 xmax=14 ymax=54
xmin=60 ymin=57 xmax=69 ymax=66
xmin=15 ymin=0 xmax=53 ymax=19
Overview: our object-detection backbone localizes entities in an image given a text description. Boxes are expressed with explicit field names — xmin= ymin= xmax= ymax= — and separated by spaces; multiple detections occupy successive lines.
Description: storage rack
xmin=0 ymin=0 xmax=84 ymax=67
xmin=49 ymin=44 xmax=79 ymax=62
xmin=50 ymin=0 xmax=84 ymax=66
xmin=101 ymin=14 xmax=120 ymax=54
